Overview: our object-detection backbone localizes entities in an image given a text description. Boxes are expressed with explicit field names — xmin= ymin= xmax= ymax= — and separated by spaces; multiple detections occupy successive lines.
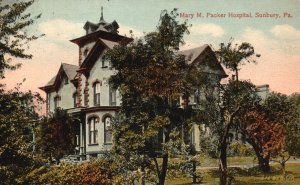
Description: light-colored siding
xmin=48 ymin=76 xmax=77 ymax=113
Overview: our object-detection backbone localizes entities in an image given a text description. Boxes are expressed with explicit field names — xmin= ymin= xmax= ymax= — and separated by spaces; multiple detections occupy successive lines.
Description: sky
xmin=3 ymin=0 xmax=300 ymax=96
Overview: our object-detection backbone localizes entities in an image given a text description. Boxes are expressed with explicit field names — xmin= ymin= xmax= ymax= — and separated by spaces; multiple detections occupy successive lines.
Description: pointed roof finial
xmin=100 ymin=6 xmax=104 ymax=21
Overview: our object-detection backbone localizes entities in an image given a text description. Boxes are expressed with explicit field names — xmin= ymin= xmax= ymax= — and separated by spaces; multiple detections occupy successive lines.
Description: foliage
xmin=0 ymin=83 xmax=43 ymax=184
xmin=37 ymin=108 xmax=76 ymax=163
xmin=241 ymin=111 xmax=285 ymax=157
xmin=216 ymin=40 xmax=260 ymax=81
xmin=21 ymin=159 xmax=117 ymax=185
xmin=105 ymin=9 xmax=193 ymax=185
xmin=0 ymin=0 xmax=42 ymax=78
xmin=228 ymin=142 xmax=254 ymax=157
xmin=285 ymin=93 xmax=300 ymax=157
xmin=201 ymin=78 xmax=260 ymax=183
xmin=238 ymin=92 xmax=292 ymax=173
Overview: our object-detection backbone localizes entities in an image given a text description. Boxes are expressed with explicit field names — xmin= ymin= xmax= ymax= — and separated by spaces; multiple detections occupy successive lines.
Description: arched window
xmin=54 ymin=95 xmax=61 ymax=109
xmin=88 ymin=117 xmax=98 ymax=144
xmin=93 ymin=82 xmax=101 ymax=106
xmin=103 ymin=115 xmax=112 ymax=144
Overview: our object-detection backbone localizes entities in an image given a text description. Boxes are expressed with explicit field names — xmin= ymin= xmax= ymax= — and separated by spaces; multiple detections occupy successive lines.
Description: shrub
xmin=22 ymin=159 xmax=117 ymax=185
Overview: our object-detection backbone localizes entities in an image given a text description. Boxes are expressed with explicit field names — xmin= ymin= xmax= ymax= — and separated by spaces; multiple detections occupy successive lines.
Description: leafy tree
xmin=0 ymin=0 xmax=42 ymax=79
xmin=240 ymin=110 xmax=285 ymax=172
xmin=216 ymin=41 xmax=260 ymax=81
xmin=286 ymin=93 xmax=300 ymax=157
xmin=37 ymin=108 xmax=76 ymax=163
xmin=239 ymin=92 xmax=292 ymax=173
xmin=217 ymin=80 xmax=260 ymax=183
xmin=198 ymin=78 xmax=260 ymax=183
xmin=106 ymin=9 xmax=192 ymax=185
xmin=0 ymin=84 xmax=43 ymax=184
xmin=0 ymin=0 xmax=42 ymax=183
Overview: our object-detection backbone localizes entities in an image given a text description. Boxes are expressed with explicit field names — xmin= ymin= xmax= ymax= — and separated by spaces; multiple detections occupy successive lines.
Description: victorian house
xmin=39 ymin=10 xmax=227 ymax=160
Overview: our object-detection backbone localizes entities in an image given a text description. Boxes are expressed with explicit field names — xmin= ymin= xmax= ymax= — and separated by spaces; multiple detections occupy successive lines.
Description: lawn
xmin=166 ymin=163 xmax=300 ymax=185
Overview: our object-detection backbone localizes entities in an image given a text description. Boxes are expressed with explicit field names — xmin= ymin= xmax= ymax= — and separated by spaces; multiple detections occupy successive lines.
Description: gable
xmin=78 ymin=38 xmax=119 ymax=76
xmin=180 ymin=45 xmax=227 ymax=78
xmin=39 ymin=63 xmax=79 ymax=92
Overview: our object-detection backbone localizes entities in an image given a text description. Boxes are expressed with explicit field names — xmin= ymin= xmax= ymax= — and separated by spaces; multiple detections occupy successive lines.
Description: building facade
xmin=40 ymin=12 xmax=227 ymax=159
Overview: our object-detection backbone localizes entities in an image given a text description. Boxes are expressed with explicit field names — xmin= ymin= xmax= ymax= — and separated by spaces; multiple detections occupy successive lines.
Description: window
xmin=73 ymin=92 xmax=77 ymax=108
xmin=109 ymin=87 xmax=116 ymax=106
xmin=64 ymin=77 xmax=68 ymax=84
xmin=88 ymin=117 xmax=98 ymax=144
xmin=84 ymin=48 xmax=89 ymax=57
xmin=93 ymin=82 xmax=101 ymax=106
xmin=101 ymin=56 xmax=108 ymax=68
xmin=104 ymin=116 xmax=112 ymax=144
xmin=54 ymin=95 xmax=61 ymax=109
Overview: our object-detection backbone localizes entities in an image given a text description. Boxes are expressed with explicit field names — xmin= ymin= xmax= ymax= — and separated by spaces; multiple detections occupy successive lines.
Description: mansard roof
xmin=39 ymin=63 xmax=79 ymax=92
xmin=70 ymin=29 xmax=131 ymax=47
xmin=179 ymin=44 xmax=227 ymax=78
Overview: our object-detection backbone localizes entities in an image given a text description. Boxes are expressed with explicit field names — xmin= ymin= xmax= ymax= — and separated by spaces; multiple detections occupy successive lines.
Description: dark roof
xmin=70 ymin=29 xmax=132 ymax=46
xmin=39 ymin=63 xmax=79 ymax=91
xmin=179 ymin=44 xmax=227 ymax=78
xmin=62 ymin=63 xmax=79 ymax=80
xmin=179 ymin=45 xmax=208 ymax=64
xmin=45 ymin=76 xmax=56 ymax=86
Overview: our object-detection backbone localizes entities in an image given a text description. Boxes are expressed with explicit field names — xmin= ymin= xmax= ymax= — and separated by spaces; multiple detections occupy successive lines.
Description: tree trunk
xmin=249 ymin=140 xmax=271 ymax=173
xmin=257 ymin=155 xmax=270 ymax=173
xmin=192 ymin=161 xmax=197 ymax=183
xmin=235 ymin=70 xmax=239 ymax=82
xmin=219 ymin=140 xmax=228 ymax=185
xmin=139 ymin=166 xmax=145 ymax=185
xmin=158 ymin=152 xmax=168 ymax=185
xmin=281 ymin=162 xmax=286 ymax=177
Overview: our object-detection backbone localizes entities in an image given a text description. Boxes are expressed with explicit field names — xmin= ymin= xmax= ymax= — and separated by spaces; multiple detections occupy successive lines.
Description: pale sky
xmin=3 ymin=0 xmax=300 ymax=96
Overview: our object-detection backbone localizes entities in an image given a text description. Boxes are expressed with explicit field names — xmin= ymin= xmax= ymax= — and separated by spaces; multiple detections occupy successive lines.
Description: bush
xmin=22 ymin=159 xmax=118 ymax=185
xmin=228 ymin=142 xmax=254 ymax=157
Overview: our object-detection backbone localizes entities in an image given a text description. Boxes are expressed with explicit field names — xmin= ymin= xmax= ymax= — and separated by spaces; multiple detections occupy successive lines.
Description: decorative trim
xmin=84 ymin=79 xmax=89 ymax=107
xmin=83 ymin=106 xmax=119 ymax=113
xmin=87 ymin=114 xmax=100 ymax=121
xmin=77 ymin=74 xmax=82 ymax=107
xmin=92 ymin=79 xmax=102 ymax=86
xmin=101 ymin=113 xmax=112 ymax=123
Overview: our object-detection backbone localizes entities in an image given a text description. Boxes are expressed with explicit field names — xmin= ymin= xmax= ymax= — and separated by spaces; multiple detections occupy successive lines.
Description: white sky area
xmin=3 ymin=0 xmax=300 ymax=97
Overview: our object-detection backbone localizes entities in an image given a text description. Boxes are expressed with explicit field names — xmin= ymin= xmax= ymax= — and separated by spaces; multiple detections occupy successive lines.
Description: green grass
xmin=199 ymin=156 xmax=256 ymax=167
xmin=166 ymin=163 xmax=300 ymax=185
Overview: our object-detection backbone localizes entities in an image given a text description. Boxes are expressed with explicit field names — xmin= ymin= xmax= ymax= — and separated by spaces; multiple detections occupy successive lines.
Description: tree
xmin=217 ymin=80 xmax=260 ymax=184
xmin=0 ymin=0 xmax=42 ymax=79
xmin=286 ymin=93 xmax=300 ymax=157
xmin=216 ymin=41 xmax=260 ymax=81
xmin=0 ymin=85 xmax=43 ymax=184
xmin=239 ymin=92 xmax=292 ymax=173
xmin=38 ymin=108 xmax=76 ymax=163
xmin=0 ymin=1 xmax=42 ymax=183
xmin=240 ymin=110 xmax=285 ymax=172
xmin=106 ymin=9 xmax=192 ymax=185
